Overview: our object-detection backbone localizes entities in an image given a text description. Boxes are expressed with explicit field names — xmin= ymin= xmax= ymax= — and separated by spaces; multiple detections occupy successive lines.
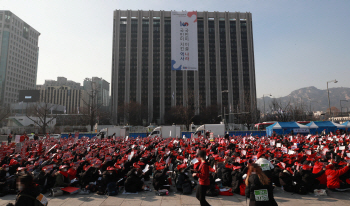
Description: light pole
xmin=327 ymin=79 xmax=338 ymax=118
xmin=263 ymin=94 xmax=272 ymax=119
xmin=221 ymin=90 xmax=229 ymax=123
xmin=340 ymin=100 xmax=348 ymax=117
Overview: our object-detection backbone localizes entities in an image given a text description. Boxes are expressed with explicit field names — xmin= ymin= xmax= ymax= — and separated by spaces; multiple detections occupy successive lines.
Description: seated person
xmin=231 ymin=166 xmax=247 ymax=194
xmin=0 ymin=164 xmax=12 ymax=196
xmin=124 ymin=165 xmax=149 ymax=193
xmin=279 ymin=169 xmax=294 ymax=192
xmin=295 ymin=164 xmax=326 ymax=192
xmin=325 ymin=162 xmax=350 ymax=191
xmin=80 ymin=163 xmax=100 ymax=187
xmin=54 ymin=165 xmax=70 ymax=187
xmin=101 ymin=167 xmax=118 ymax=187
xmin=153 ymin=164 xmax=170 ymax=191
xmin=175 ymin=164 xmax=191 ymax=192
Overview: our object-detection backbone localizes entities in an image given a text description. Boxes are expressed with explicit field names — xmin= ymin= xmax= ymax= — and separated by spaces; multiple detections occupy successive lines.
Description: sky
xmin=2 ymin=0 xmax=350 ymax=98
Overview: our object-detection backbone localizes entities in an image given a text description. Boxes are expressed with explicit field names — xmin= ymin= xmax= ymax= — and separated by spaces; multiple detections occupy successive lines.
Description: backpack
xmin=182 ymin=182 xmax=192 ymax=195
xmin=106 ymin=182 xmax=119 ymax=196
xmin=96 ymin=185 xmax=105 ymax=195
xmin=19 ymin=193 xmax=48 ymax=206
xmin=206 ymin=185 xmax=219 ymax=196
xmin=239 ymin=183 xmax=246 ymax=196
xmin=85 ymin=184 xmax=97 ymax=192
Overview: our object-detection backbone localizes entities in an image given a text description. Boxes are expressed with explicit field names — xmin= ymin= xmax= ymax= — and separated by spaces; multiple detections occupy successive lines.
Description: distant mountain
xmin=257 ymin=86 xmax=350 ymax=113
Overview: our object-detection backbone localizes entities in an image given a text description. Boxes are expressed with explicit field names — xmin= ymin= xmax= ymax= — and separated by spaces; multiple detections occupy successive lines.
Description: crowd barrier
xmin=58 ymin=131 xmax=266 ymax=139
xmin=129 ymin=133 xmax=148 ymax=138
xmin=61 ymin=133 xmax=97 ymax=139
xmin=228 ymin=131 xmax=266 ymax=137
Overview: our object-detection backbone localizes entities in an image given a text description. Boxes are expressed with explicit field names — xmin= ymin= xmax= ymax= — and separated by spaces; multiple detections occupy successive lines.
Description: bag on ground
xmin=106 ymin=182 xmax=119 ymax=196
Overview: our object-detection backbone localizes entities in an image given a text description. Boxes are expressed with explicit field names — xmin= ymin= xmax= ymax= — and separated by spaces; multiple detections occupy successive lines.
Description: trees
xmin=231 ymin=91 xmax=259 ymax=129
xmin=263 ymin=98 xmax=310 ymax=122
xmin=163 ymin=90 xmax=201 ymax=130
xmin=199 ymin=104 xmax=221 ymax=124
xmin=118 ymin=102 xmax=148 ymax=126
xmin=0 ymin=105 xmax=11 ymax=127
xmin=25 ymin=102 xmax=57 ymax=134
xmin=81 ymin=79 xmax=111 ymax=131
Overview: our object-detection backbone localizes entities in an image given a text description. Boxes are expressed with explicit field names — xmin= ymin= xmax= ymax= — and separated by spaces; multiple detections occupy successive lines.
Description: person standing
xmin=6 ymin=174 xmax=42 ymax=206
xmin=245 ymin=163 xmax=277 ymax=206
xmin=7 ymin=133 xmax=12 ymax=145
xmin=33 ymin=134 xmax=39 ymax=141
xmin=192 ymin=150 xmax=210 ymax=206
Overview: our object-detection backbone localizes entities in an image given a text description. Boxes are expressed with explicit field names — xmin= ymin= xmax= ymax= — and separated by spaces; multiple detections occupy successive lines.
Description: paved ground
xmin=2 ymin=184 xmax=350 ymax=206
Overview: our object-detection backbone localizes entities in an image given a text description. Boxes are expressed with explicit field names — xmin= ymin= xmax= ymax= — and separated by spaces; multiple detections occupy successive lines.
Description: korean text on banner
xmin=171 ymin=11 xmax=198 ymax=71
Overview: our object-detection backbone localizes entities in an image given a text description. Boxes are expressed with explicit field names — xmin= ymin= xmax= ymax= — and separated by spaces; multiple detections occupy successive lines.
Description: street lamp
xmin=327 ymin=79 xmax=338 ymax=118
xmin=340 ymin=100 xmax=348 ymax=117
xmin=263 ymin=94 xmax=272 ymax=118
xmin=221 ymin=90 xmax=229 ymax=123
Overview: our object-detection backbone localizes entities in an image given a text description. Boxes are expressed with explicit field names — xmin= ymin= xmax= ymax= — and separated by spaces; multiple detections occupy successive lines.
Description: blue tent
xmin=266 ymin=122 xmax=309 ymax=136
xmin=306 ymin=121 xmax=344 ymax=134
xmin=342 ymin=121 xmax=350 ymax=129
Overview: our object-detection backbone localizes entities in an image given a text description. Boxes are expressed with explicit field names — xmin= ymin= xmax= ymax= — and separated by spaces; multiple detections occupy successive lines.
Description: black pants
xmin=196 ymin=184 xmax=210 ymax=206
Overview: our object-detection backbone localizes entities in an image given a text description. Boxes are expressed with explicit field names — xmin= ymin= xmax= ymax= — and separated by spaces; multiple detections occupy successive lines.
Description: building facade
xmin=36 ymin=77 xmax=86 ymax=114
xmin=0 ymin=11 xmax=40 ymax=106
xmin=83 ymin=77 xmax=110 ymax=107
xmin=111 ymin=10 xmax=256 ymax=124
xmin=42 ymin=77 xmax=81 ymax=90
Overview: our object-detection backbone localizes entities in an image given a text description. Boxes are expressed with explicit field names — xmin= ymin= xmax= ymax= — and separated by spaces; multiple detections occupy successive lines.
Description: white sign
xmin=191 ymin=158 xmax=199 ymax=164
xmin=15 ymin=135 xmax=21 ymax=143
xmin=142 ymin=164 xmax=149 ymax=173
xmin=171 ymin=11 xmax=198 ymax=71
xmin=293 ymin=128 xmax=309 ymax=133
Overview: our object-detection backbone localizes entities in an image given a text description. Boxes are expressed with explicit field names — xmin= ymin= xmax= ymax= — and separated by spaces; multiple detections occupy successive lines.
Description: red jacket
xmin=313 ymin=162 xmax=327 ymax=185
xmin=195 ymin=162 xmax=210 ymax=186
xmin=325 ymin=166 xmax=349 ymax=189
xmin=67 ymin=168 xmax=77 ymax=180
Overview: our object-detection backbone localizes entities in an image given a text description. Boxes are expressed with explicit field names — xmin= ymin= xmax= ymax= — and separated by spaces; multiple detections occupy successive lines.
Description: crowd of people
xmin=1 ymin=131 xmax=350 ymax=206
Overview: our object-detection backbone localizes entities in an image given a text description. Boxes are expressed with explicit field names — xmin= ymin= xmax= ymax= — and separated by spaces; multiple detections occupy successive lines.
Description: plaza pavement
xmin=2 ymin=183 xmax=350 ymax=206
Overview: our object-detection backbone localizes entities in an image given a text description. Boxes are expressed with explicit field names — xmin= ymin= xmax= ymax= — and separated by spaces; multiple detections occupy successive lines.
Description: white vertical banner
xmin=171 ymin=11 xmax=198 ymax=71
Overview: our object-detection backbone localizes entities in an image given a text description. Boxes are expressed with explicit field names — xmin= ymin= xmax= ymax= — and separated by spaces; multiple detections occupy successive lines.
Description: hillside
xmin=257 ymin=86 xmax=350 ymax=113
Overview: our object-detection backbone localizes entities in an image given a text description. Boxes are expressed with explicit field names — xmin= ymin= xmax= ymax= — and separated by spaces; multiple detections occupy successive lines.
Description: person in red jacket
xmin=313 ymin=161 xmax=327 ymax=186
xmin=192 ymin=150 xmax=210 ymax=206
xmin=325 ymin=161 xmax=350 ymax=191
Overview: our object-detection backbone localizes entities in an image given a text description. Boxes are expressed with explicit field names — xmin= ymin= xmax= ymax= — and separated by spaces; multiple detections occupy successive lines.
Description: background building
xmin=83 ymin=77 xmax=110 ymax=108
xmin=0 ymin=10 xmax=40 ymax=106
xmin=111 ymin=10 xmax=257 ymax=125
xmin=36 ymin=77 xmax=86 ymax=114
xmin=40 ymin=77 xmax=81 ymax=90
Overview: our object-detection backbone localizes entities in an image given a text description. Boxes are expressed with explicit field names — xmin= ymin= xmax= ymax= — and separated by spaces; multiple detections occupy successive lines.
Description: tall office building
xmin=111 ymin=10 xmax=256 ymax=124
xmin=0 ymin=11 xmax=40 ymax=107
